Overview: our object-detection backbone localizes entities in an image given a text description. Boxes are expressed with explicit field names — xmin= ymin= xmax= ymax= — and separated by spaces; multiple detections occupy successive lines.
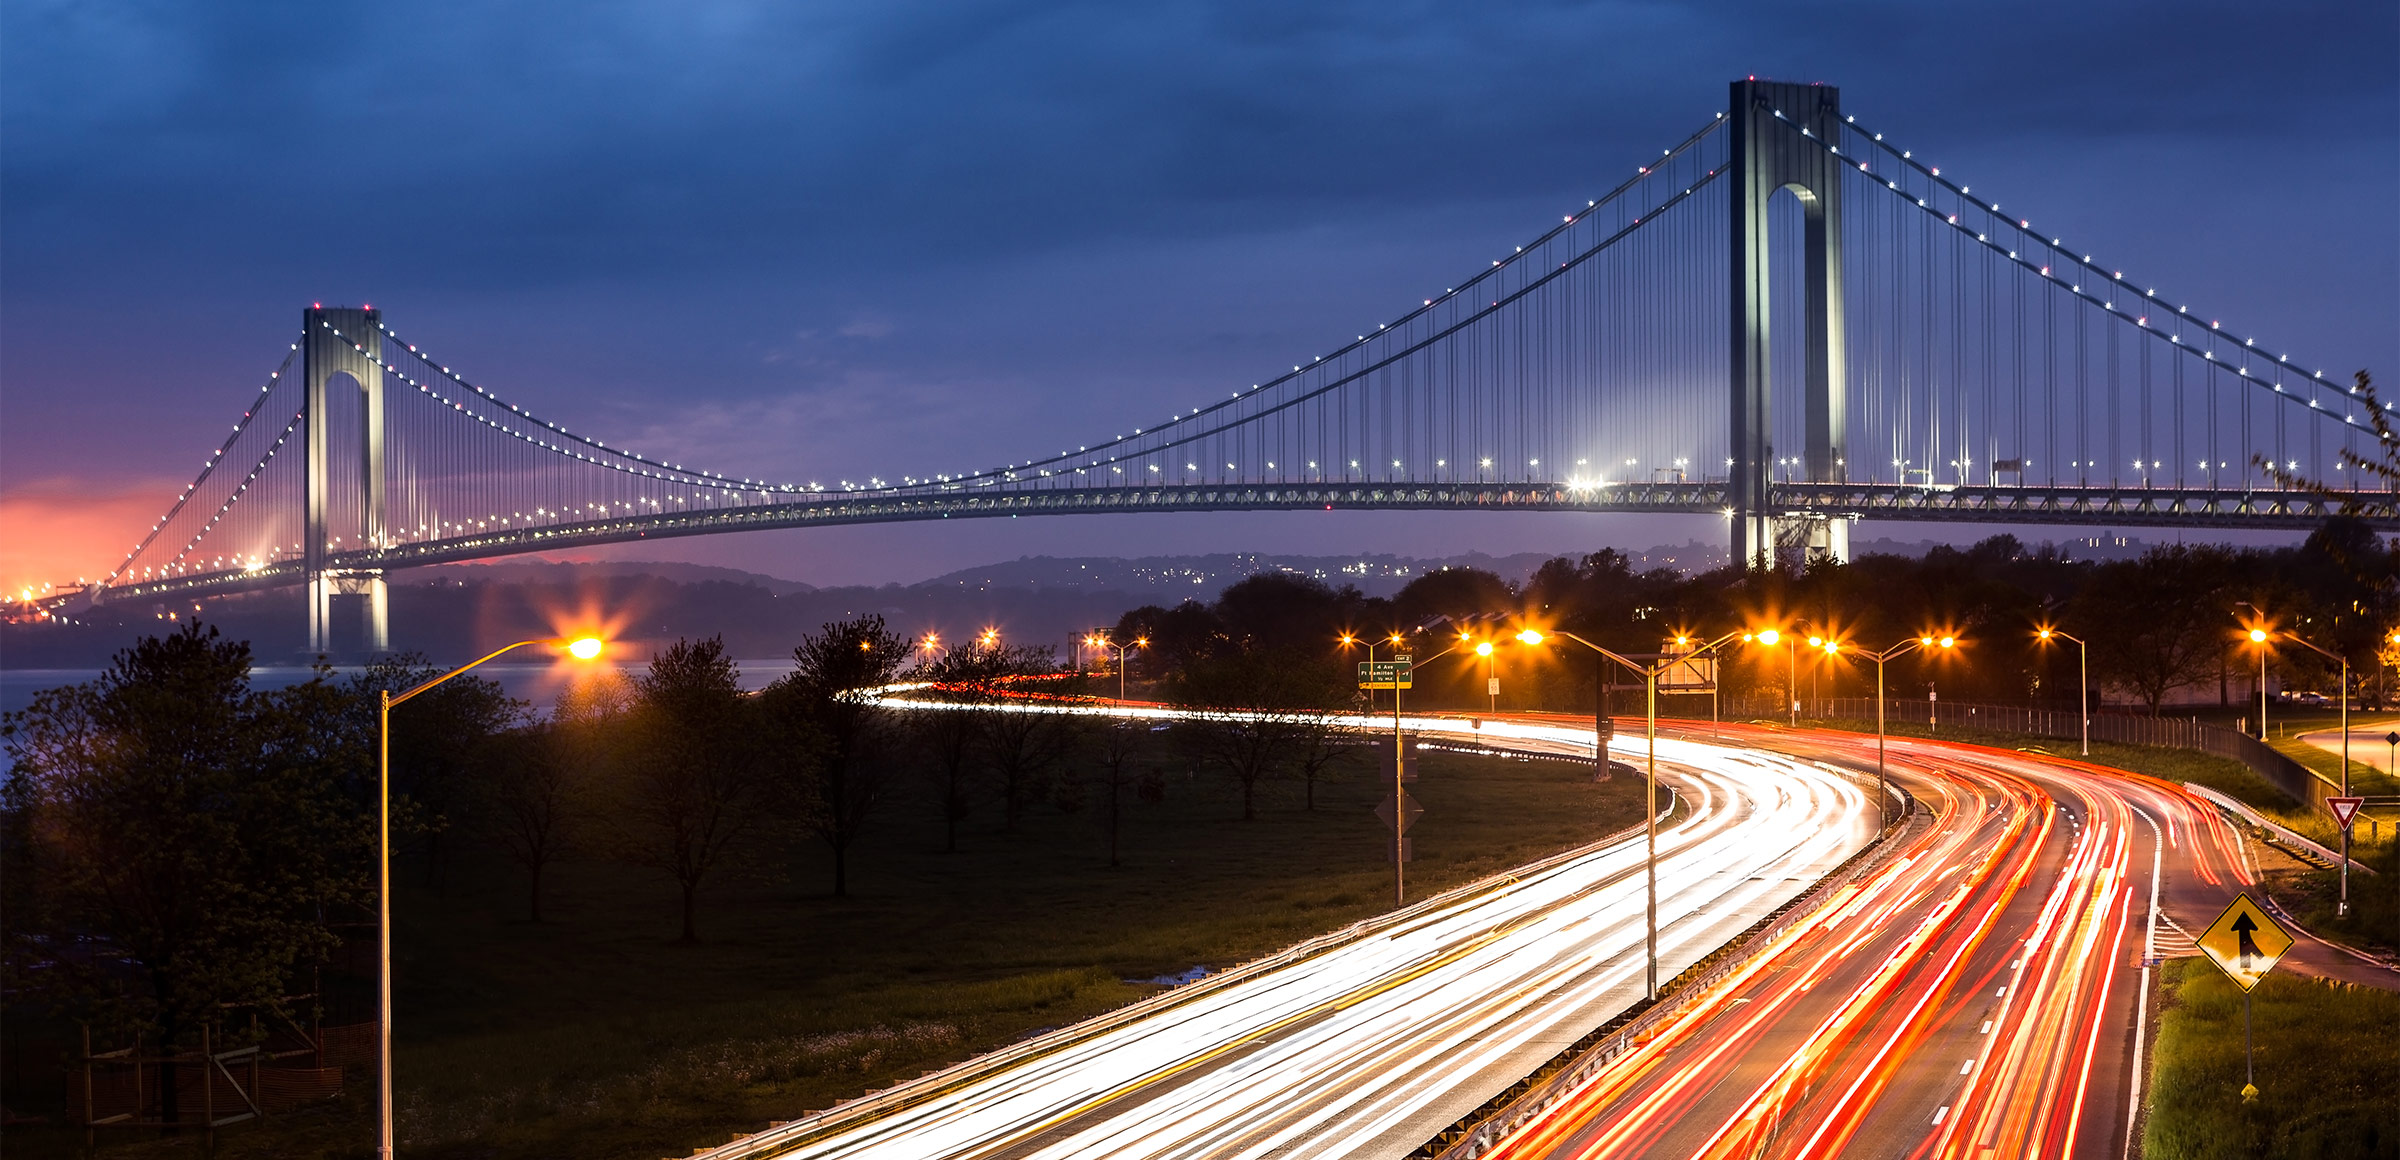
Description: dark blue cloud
xmin=2 ymin=0 xmax=2393 ymax=583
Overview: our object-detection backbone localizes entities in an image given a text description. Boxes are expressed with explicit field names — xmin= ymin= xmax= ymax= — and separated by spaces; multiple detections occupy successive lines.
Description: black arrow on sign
xmin=2231 ymin=912 xmax=2262 ymax=970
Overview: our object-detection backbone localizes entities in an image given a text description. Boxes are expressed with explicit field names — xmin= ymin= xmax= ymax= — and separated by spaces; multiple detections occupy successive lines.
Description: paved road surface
xmin=707 ymin=710 xmax=1875 ymax=1160
xmin=1484 ymin=723 xmax=2392 ymax=1160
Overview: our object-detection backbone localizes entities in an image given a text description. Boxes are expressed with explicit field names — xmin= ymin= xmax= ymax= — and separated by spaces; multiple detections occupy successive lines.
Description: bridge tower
xmin=1728 ymin=79 xmax=1850 ymax=569
xmin=302 ymin=305 xmax=389 ymax=655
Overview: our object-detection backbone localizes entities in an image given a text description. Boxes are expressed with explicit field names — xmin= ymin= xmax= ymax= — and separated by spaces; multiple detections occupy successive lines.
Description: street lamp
xmin=377 ymin=634 xmax=602 ymax=1159
xmin=1084 ymin=633 xmax=1146 ymax=705
xmin=920 ymin=632 xmax=947 ymax=659
xmin=1476 ymin=640 xmax=1498 ymax=710
xmin=2245 ymin=625 xmax=2271 ymax=739
xmin=1746 ymin=626 xmax=1805 ymax=725
xmin=1661 ymin=630 xmax=1747 ymax=737
xmin=2035 ymin=627 xmax=2090 ymax=756
xmin=2274 ymin=627 xmax=2355 ymax=917
xmin=1516 ymin=626 xmax=1705 ymax=1002
xmin=1833 ymin=634 xmax=1956 ymax=827
xmin=1340 ymin=632 xmax=1405 ymax=714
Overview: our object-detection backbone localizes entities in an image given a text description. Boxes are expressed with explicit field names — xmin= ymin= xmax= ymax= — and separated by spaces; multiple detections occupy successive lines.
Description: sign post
xmin=2329 ymin=796 xmax=2364 ymax=831
xmin=1360 ymin=655 xmax=1414 ymax=905
xmin=2197 ymin=893 xmax=2294 ymax=1101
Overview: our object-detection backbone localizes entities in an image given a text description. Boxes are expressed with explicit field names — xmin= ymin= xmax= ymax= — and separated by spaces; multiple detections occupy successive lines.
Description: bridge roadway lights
xmin=82 ymin=478 xmax=2397 ymax=614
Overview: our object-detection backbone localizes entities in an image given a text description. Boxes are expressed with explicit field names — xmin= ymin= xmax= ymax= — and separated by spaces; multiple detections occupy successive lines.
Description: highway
xmin=710 ymin=708 xmax=1878 ymax=1160
xmin=1477 ymin=724 xmax=2289 ymax=1160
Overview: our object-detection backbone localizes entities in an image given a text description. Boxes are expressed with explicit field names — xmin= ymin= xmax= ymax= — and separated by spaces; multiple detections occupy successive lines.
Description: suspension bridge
xmin=77 ymin=80 xmax=2393 ymax=651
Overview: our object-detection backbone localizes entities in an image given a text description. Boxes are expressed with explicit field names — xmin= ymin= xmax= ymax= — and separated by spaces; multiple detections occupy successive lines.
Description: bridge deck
xmin=83 ymin=480 xmax=2392 ymax=606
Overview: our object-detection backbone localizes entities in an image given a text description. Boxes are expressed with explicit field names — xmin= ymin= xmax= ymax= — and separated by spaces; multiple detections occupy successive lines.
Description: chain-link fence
xmin=1725 ymin=696 xmax=2331 ymax=808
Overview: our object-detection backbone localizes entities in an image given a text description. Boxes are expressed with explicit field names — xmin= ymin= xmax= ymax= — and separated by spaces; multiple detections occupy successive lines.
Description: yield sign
xmin=2196 ymin=893 xmax=2294 ymax=992
xmin=2328 ymin=797 xmax=2364 ymax=829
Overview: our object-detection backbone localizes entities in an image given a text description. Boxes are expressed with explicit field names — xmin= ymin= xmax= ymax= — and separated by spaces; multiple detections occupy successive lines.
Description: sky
xmin=3 ymin=0 xmax=2394 ymax=593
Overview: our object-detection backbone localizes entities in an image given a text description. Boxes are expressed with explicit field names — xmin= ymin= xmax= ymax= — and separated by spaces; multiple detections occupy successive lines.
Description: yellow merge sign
xmin=2196 ymin=893 xmax=2293 ymax=992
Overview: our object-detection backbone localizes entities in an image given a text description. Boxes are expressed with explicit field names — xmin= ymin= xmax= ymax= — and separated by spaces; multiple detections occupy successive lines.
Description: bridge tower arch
xmin=1728 ymin=79 xmax=1850 ymax=569
xmin=302 ymin=305 xmax=388 ymax=654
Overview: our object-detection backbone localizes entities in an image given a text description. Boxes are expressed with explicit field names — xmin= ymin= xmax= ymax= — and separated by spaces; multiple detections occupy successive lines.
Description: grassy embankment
xmin=2142 ymin=959 xmax=2400 ymax=1160
xmin=17 ymin=747 xmax=1648 ymax=1160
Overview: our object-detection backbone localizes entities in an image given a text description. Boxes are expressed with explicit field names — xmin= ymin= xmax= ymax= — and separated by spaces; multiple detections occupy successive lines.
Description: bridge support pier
xmin=305 ymin=572 xmax=389 ymax=655
xmin=1773 ymin=512 xmax=1853 ymax=566
xmin=1728 ymin=79 xmax=1847 ymax=569
xmin=303 ymin=305 xmax=388 ymax=656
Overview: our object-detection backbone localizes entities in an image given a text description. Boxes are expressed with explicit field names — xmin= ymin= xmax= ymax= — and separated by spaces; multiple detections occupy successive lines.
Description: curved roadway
xmin=713 ymin=713 xmax=1876 ymax=1160
xmin=1482 ymin=722 xmax=2393 ymax=1160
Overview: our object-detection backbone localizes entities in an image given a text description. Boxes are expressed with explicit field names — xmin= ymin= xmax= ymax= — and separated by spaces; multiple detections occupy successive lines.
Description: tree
xmin=348 ymin=653 xmax=522 ymax=893
xmin=775 ymin=616 xmax=907 ymax=895
xmin=2071 ymin=546 xmax=2233 ymax=712
xmin=1393 ymin=567 xmax=1516 ymax=629
xmin=909 ymin=646 xmax=1003 ymax=852
xmin=1113 ymin=600 xmax=1228 ymax=675
xmin=1089 ymin=719 xmax=1149 ymax=867
xmin=974 ymin=644 xmax=1078 ymax=830
xmin=1 ymin=624 xmax=373 ymax=1126
xmin=481 ymin=724 xmax=579 ymax=923
xmin=602 ymin=637 xmax=788 ymax=941
xmin=1175 ymin=651 xmax=1328 ymax=819
xmin=1214 ymin=573 xmax=1351 ymax=653
xmin=1289 ymin=705 xmax=1359 ymax=811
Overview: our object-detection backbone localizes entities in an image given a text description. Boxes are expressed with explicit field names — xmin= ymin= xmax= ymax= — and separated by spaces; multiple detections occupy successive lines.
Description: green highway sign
xmin=1358 ymin=656 xmax=1414 ymax=690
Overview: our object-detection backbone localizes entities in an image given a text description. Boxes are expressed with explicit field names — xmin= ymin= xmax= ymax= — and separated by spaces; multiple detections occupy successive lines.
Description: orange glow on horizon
xmin=0 ymin=477 xmax=191 ymax=596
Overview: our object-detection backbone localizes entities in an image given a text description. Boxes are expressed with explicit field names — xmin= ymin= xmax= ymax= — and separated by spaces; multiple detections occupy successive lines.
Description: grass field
xmin=15 ymin=745 xmax=1651 ymax=1160
xmin=2142 ymin=959 xmax=2400 ymax=1160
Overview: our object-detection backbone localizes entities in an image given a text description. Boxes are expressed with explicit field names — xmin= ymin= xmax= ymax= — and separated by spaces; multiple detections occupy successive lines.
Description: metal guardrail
xmin=1780 ymin=697 xmax=2335 ymax=810
xmin=682 ymin=790 xmax=1680 ymax=1160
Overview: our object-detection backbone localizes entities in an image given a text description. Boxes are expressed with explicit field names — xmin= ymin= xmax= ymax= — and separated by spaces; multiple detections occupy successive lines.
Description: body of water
xmin=1 ymin=659 xmax=800 ymax=721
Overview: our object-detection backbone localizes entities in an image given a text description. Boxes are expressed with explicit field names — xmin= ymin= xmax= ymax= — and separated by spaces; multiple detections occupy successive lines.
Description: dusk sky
xmin=3 ymin=1 xmax=2394 ymax=593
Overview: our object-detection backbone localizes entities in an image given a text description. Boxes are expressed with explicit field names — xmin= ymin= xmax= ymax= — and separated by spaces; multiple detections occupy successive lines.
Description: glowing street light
xmin=377 ymin=634 xmax=602 ymax=1160
xmin=1741 ymin=626 xmax=1806 ymax=724
xmin=2268 ymin=625 xmax=2357 ymax=917
xmin=1340 ymin=631 xmax=1406 ymax=713
xmin=2035 ymin=627 xmax=2089 ymax=755
xmin=1516 ymin=625 xmax=1742 ymax=1001
xmin=1831 ymin=634 xmax=1960 ymax=826
xmin=2244 ymin=623 xmax=2272 ymax=740
xmin=1086 ymin=633 xmax=1146 ymax=705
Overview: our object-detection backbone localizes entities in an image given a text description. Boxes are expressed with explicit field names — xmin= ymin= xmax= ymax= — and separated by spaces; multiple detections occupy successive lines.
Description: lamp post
xmin=2036 ymin=627 xmax=2090 ymax=756
xmin=1387 ymin=635 xmax=1471 ymax=906
xmin=1516 ymin=627 xmax=1687 ymax=1001
xmin=1477 ymin=640 xmax=1499 ymax=711
xmin=1340 ymin=633 xmax=1395 ymax=714
xmin=377 ymin=634 xmax=602 ymax=1159
xmin=1084 ymin=633 xmax=1146 ymax=705
xmin=1664 ymin=631 xmax=1745 ymax=738
xmin=2246 ymin=626 xmax=2271 ymax=739
xmin=1832 ymin=634 xmax=1956 ymax=828
xmin=2277 ymin=628 xmax=2354 ymax=917
xmin=1743 ymin=627 xmax=1801 ymax=724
